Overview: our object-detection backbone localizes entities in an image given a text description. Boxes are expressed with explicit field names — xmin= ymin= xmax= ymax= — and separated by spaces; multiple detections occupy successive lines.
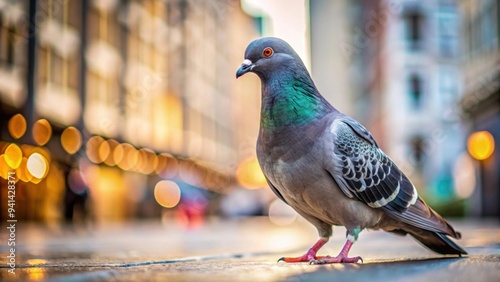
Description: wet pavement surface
xmin=0 ymin=217 xmax=499 ymax=281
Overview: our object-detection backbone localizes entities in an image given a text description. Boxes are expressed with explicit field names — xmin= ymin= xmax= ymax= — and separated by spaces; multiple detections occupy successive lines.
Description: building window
xmin=404 ymin=11 xmax=424 ymax=51
xmin=438 ymin=67 xmax=458 ymax=110
xmin=470 ymin=0 xmax=499 ymax=57
xmin=410 ymin=136 xmax=426 ymax=171
xmin=0 ymin=15 xmax=16 ymax=67
xmin=438 ymin=13 xmax=458 ymax=57
xmin=408 ymin=74 xmax=423 ymax=109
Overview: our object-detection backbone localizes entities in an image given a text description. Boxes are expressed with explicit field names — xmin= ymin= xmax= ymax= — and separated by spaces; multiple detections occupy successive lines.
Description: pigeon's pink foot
xmin=278 ymin=254 xmax=329 ymax=263
xmin=309 ymin=239 xmax=362 ymax=264
xmin=309 ymin=254 xmax=362 ymax=264
xmin=277 ymin=238 xmax=328 ymax=263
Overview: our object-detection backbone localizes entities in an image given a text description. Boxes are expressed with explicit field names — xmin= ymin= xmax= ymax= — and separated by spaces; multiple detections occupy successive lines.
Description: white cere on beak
xmin=242 ymin=59 xmax=252 ymax=66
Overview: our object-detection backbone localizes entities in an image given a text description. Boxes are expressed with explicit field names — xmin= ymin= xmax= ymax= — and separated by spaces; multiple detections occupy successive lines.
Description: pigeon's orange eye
xmin=263 ymin=47 xmax=274 ymax=57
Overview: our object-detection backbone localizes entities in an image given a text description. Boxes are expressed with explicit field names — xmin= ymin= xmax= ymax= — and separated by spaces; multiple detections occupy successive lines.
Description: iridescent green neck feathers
xmin=261 ymin=76 xmax=330 ymax=130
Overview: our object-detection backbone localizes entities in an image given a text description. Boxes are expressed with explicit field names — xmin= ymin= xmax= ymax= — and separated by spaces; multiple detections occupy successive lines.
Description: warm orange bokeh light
xmin=33 ymin=119 xmax=52 ymax=146
xmin=86 ymin=136 xmax=104 ymax=163
xmin=138 ymin=148 xmax=156 ymax=174
xmin=27 ymin=152 xmax=49 ymax=179
xmin=113 ymin=143 xmax=125 ymax=165
xmin=116 ymin=143 xmax=137 ymax=171
xmin=8 ymin=114 xmax=27 ymax=139
xmin=16 ymin=157 xmax=33 ymax=182
xmin=103 ymin=139 xmax=119 ymax=166
xmin=0 ymin=155 xmax=9 ymax=179
xmin=125 ymin=145 xmax=139 ymax=171
xmin=467 ymin=131 xmax=495 ymax=161
xmin=98 ymin=140 xmax=111 ymax=163
xmin=154 ymin=154 xmax=168 ymax=175
xmin=236 ymin=157 xmax=267 ymax=189
xmin=61 ymin=126 xmax=82 ymax=154
xmin=4 ymin=143 xmax=23 ymax=169
xmin=154 ymin=180 xmax=181 ymax=208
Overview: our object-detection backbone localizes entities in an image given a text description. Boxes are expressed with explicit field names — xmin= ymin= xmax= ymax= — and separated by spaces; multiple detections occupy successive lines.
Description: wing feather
xmin=329 ymin=118 xmax=417 ymax=212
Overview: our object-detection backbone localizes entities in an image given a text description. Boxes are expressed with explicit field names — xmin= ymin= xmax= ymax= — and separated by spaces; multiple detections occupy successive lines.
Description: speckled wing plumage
xmin=328 ymin=116 xmax=461 ymax=237
xmin=329 ymin=117 xmax=418 ymax=212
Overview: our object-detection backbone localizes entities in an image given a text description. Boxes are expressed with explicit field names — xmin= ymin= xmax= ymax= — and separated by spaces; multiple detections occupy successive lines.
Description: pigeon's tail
xmin=406 ymin=228 xmax=467 ymax=256
xmin=382 ymin=196 xmax=466 ymax=255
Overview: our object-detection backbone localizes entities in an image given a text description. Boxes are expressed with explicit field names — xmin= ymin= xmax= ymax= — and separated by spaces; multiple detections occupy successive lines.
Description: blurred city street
xmin=1 ymin=217 xmax=499 ymax=281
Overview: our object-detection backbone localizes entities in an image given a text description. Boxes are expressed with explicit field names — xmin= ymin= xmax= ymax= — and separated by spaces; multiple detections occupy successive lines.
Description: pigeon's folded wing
xmin=328 ymin=117 xmax=418 ymax=212
xmin=327 ymin=117 xmax=459 ymax=235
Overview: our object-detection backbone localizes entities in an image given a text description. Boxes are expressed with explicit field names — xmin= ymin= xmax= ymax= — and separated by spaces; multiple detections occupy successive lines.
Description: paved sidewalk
xmin=0 ymin=218 xmax=499 ymax=281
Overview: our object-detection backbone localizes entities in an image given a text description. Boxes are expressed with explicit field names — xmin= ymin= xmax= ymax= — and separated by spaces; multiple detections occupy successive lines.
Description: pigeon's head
xmin=236 ymin=37 xmax=305 ymax=80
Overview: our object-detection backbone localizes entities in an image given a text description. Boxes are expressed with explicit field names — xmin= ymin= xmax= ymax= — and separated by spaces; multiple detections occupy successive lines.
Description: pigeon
xmin=236 ymin=37 xmax=466 ymax=264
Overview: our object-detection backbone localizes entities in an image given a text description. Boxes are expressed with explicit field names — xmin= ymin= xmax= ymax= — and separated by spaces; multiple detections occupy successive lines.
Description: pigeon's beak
xmin=236 ymin=59 xmax=254 ymax=78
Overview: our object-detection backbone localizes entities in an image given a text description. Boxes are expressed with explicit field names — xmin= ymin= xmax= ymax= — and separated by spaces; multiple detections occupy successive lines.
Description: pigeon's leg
xmin=310 ymin=227 xmax=363 ymax=264
xmin=277 ymin=237 xmax=330 ymax=263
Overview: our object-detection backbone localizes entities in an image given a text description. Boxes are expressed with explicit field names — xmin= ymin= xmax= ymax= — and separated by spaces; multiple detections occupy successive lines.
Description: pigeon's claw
xmin=309 ymin=255 xmax=362 ymax=264
xmin=277 ymin=254 xmax=319 ymax=263
xmin=277 ymin=238 xmax=329 ymax=263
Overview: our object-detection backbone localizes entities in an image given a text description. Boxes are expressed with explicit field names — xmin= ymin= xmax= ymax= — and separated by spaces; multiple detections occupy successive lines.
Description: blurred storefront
xmin=0 ymin=0 xmax=262 ymax=222
xmin=459 ymin=0 xmax=500 ymax=218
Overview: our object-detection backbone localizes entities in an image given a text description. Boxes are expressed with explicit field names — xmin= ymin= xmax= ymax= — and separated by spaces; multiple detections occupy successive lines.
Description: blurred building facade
xmin=309 ymin=0 xmax=361 ymax=118
xmin=310 ymin=0 xmax=465 ymax=211
xmin=0 ymin=0 xmax=262 ymax=222
xmin=458 ymin=0 xmax=500 ymax=217
xmin=376 ymin=0 xmax=464 ymax=205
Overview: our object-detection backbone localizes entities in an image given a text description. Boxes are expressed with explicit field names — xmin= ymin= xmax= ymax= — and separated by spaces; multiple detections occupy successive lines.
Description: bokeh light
xmin=61 ymin=126 xmax=82 ymax=154
xmin=134 ymin=148 xmax=144 ymax=172
xmin=33 ymin=119 xmax=52 ymax=146
xmin=154 ymin=180 xmax=181 ymax=208
xmin=27 ymin=152 xmax=49 ymax=179
xmin=154 ymin=154 xmax=167 ymax=174
xmin=467 ymin=131 xmax=495 ymax=161
xmin=68 ymin=168 xmax=86 ymax=195
xmin=103 ymin=139 xmax=119 ymax=166
xmin=236 ymin=157 xmax=267 ymax=189
xmin=0 ymin=155 xmax=9 ymax=179
xmin=86 ymin=136 xmax=104 ymax=163
xmin=268 ymin=199 xmax=298 ymax=226
xmin=453 ymin=153 xmax=476 ymax=199
xmin=8 ymin=114 xmax=27 ymax=139
xmin=138 ymin=148 xmax=156 ymax=174
xmin=113 ymin=143 xmax=125 ymax=165
xmin=98 ymin=140 xmax=111 ymax=163
xmin=30 ymin=176 xmax=43 ymax=184
xmin=16 ymin=157 xmax=33 ymax=182
xmin=158 ymin=154 xmax=178 ymax=179
xmin=124 ymin=144 xmax=139 ymax=171
xmin=116 ymin=143 xmax=137 ymax=170
xmin=4 ymin=143 xmax=23 ymax=169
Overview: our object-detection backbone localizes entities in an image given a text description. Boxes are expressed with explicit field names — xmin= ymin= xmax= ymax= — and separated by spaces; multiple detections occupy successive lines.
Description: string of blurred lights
xmin=2 ymin=113 xmax=235 ymax=195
